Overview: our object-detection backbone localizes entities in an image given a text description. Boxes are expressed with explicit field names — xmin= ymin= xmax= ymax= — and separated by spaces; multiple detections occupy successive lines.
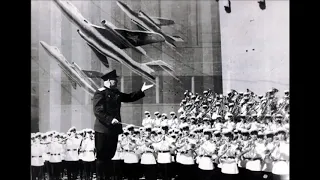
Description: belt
xmin=124 ymin=150 xmax=134 ymax=153
xmin=180 ymin=151 xmax=188 ymax=154
xmin=158 ymin=150 xmax=170 ymax=153
xmin=67 ymin=149 xmax=77 ymax=151
xmin=244 ymin=157 xmax=261 ymax=161
xmin=50 ymin=153 xmax=61 ymax=156
xmin=200 ymin=155 xmax=211 ymax=158
xmin=144 ymin=151 xmax=153 ymax=153
xmin=222 ymin=156 xmax=235 ymax=159
xmin=32 ymin=156 xmax=43 ymax=158
xmin=84 ymin=150 xmax=94 ymax=152
xmin=273 ymin=159 xmax=288 ymax=162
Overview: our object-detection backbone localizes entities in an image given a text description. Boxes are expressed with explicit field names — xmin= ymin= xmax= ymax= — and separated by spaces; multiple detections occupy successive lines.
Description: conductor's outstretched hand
xmin=141 ymin=82 xmax=154 ymax=92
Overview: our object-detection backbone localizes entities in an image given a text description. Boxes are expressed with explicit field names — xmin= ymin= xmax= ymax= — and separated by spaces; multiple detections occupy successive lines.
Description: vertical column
xmin=191 ymin=76 xmax=195 ymax=93
xmin=156 ymin=76 xmax=160 ymax=104
xmin=50 ymin=0 xmax=62 ymax=132
xmin=121 ymin=76 xmax=124 ymax=92
xmin=38 ymin=1 xmax=52 ymax=132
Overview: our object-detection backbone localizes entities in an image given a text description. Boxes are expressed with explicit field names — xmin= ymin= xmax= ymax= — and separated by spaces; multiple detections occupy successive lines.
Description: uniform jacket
xmin=93 ymin=87 xmax=145 ymax=134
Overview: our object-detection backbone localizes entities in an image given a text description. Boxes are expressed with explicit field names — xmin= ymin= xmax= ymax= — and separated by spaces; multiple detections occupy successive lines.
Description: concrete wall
xmin=31 ymin=0 xmax=222 ymax=132
xmin=219 ymin=0 xmax=289 ymax=95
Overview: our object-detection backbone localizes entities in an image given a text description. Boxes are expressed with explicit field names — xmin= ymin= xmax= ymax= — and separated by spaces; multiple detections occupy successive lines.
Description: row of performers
xmin=31 ymin=124 xmax=289 ymax=180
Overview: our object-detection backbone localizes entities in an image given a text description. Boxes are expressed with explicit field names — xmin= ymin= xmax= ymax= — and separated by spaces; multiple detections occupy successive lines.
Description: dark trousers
xmin=66 ymin=161 xmax=79 ymax=180
xmin=83 ymin=161 xmax=94 ymax=180
xmin=220 ymin=173 xmax=238 ymax=180
xmin=124 ymin=163 xmax=140 ymax=180
xmin=95 ymin=131 xmax=119 ymax=180
xmin=96 ymin=160 xmax=113 ymax=180
xmin=169 ymin=162 xmax=177 ymax=178
xmin=176 ymin=164 xmax=197 ymax=180
xmin=247 ymin=170 xmax=264 ymax=180
xmin=157 ymin=163 xmax=171 ymax=180
xmin=142 ymin=164 xmax=157 ymax=180
xmin=79 ymin=160 xmax=84 ymax=179
xmin=111 ymin=160 xmax=124 ymax=180
xmin=262 ymin=172 xmax=273 ymax=180
xmin=31 ymin=166 xmax=43 ymax=180
xmin=197 ymin=168 xmax=214 ymax=180
xmin=49 ymin=162 xmax=61 ymax=180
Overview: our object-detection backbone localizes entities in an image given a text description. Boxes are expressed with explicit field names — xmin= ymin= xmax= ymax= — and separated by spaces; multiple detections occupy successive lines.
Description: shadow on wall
xmin=31 ymin=117 xmax=40 ymax=133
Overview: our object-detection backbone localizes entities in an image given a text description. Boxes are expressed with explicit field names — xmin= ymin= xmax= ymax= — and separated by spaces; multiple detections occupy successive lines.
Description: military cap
xmin=213 ymin=131 xmax=221 ymax=136
xmin=216 ymin=102 xmax=221 ymax=106
xmin=126 ymin=125 xmax=135 ymax=131
xmin=186 ymin=103 xmax=192 ymax=106
xmin=170 ymin=111 xmax=176 ymax=115
xmin=241 ymin=129 xmax=249 ymax=134
xmin=264 ymin=130 xmax=274 ymax=136
xmin=275 ymin=127 xmax=287 ymax=134
xmin=258 ymin=131 xmax=264 ymax=136
xmin=144 ymin=111 xmax=150 ymax=115
xmin=284 ymin=90 xmax=289 ymax=93
xmin=195 ymin=99 xmax=200 ymax=103
xmin=207 ymin=98 xmax=212 ymax=102
xmin=203 ymin=117 xmax=210 ymax=121
xmin=244 ymin=92 xmax=250 ymax=96
xmin=243 ymin=96 xmax=249 ymax=100
xmin=203 ymin=104 xmax=208 ymax=108
xmin=247 ymin=101 xmax=254 ymax=105
xmin=68 ymin=126 xmax=76 ymax=132
xmin=203 ymin=90 xmax=208 ymax=94
xmin=216 ymin=115 xmax=222 ymax=119
xmin=179 ymin=114 xmax=186 ymax=119
xmin=182 ymin=99 xmax=187 ymax=103
xmin=162 ymin=113 xmax=167 ymax=117
xmin=239 ymin=92 xmax=244 ymax=95
xmin=100 ymin=69 xmax=119 ymax=81
xmin=222 ymin=128 xmax=232 ymax=135
xmin=258 ymin=95 xmax=263 ymax=98
xmin=276 ymin=114 xmax=283 ymax=118
xmin=180 ymin=123 xmax=189 ymax=129
xmin=191 ymin=95 xmax=196 ymax=99
xmin=154 ymin=111 xmax=160 ymax=115
xmin=249 ymin=128 xmax=258 ymax=134
xmin=265 ymin=114 xmax=271 ymax=118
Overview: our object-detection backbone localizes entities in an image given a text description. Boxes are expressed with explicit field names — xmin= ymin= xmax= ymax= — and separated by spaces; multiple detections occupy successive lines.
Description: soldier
xmin=122 ymin=127 xmax=140 ymax=180
xmin=218 ymin=129 xmax=240 ymax=180
xmin=271 ymin=128 xmax=289 ymax=180
xmin=243 ymin=129 xmax=265 ymax=180
xmin=31 ymin=133 xmax=46 ymax=180
xmin=142 ymin=111 xmax=153 ymax=127
xmin=175 ymin=124 xmax=197 ymax=180
xmin=262 ymin=130 xmax=275 ymax=180
xmin=153 ymin=129 xmax=172 ymax=180
xmin=110 ymin=133 xmax=125 ymax=180
xmin=168 ymin=112 xmax=179 ymax=128
xmin=197 ymin=129 xmax=216 ymax=180
xmin=153 ymin=112 xmax=162 ymax=128
xmin=64 ymin=127 xmax=81 ymax=180
xmin=48 ymin=133 xmax=64 ymax=180
xmin=80 ymin=130 xmax=96 ymax=180
xmin=160 ymin=113 xmax=169 ymax=127
xmin=136 ymin=128 xmax=157 ymax=180
xmin=92 ymin=70 xmax=153 ymax=180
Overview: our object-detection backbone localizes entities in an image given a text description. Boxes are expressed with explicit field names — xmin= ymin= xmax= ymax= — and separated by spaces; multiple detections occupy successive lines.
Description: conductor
xmin=93 ymin=70 xmax=154 ymax=180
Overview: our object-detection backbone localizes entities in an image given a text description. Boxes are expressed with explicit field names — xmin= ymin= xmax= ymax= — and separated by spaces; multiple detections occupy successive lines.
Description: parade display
xmin=31 ymin=88 xmax=289 ymax=180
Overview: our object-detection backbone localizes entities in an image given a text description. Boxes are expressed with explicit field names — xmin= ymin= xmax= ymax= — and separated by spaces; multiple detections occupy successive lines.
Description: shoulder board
xmin=98 ymin=87 xmax=106 ymax=91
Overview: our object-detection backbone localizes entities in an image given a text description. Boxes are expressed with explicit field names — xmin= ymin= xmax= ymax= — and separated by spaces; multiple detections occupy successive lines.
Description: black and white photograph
xmin=31 ymin=0 xmax=289 ymax=180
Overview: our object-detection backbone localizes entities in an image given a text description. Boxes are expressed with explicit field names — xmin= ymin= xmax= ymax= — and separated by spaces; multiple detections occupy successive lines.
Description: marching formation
xmin=31 ymin=88 xmax=289 ymax=180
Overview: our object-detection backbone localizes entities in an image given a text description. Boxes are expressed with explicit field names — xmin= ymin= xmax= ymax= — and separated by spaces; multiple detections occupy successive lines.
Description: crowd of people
xmin=31 ymin=88 xmax=289 ymax=180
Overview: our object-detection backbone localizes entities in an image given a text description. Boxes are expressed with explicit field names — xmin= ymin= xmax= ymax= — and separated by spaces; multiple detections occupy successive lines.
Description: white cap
xmin=144 ymin=111 xmax=150 ymax=114
xmin=126 ymin=124 xmax=135 ymax=130
xmin=162 ymin=113 xmax=167 ymax=117
xmin=154 ymin=111 xmax=160 ymax=115
xmin=170 ymin=111 xmax=176 ymax=115
xmin=275 ymin=127 xmax=287 ymax=134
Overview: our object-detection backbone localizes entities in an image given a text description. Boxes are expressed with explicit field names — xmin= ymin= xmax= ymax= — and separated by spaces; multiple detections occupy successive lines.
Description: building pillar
xmin=156 ymin=76 xmax=160 ymax=104
xmin=191 ymin=76 xmax=195 ymax=93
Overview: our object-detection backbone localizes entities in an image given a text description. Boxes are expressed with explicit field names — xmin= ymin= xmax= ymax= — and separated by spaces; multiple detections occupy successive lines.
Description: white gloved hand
xmin=141 ymin=82 xmax=154 ymax=92
xmin=112 ymin=118 xmax=119 ymax=124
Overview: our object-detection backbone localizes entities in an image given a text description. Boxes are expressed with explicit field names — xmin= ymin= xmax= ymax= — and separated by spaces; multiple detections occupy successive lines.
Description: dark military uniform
xmin=93 ymin=87 xmax=145 ymax=180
